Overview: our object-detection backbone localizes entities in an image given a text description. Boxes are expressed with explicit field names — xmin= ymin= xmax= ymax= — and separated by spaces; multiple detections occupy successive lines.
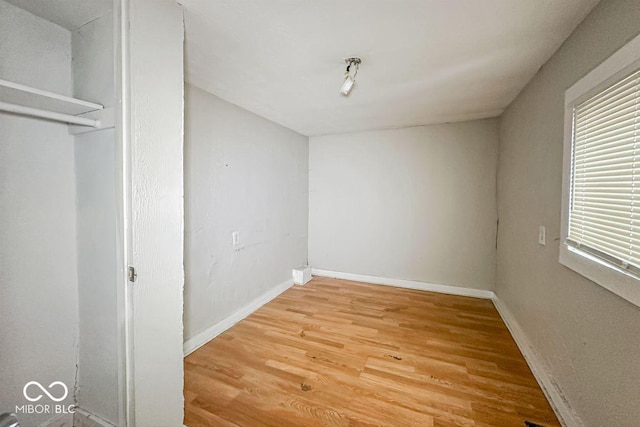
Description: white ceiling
xmin=182 ymin=0 xmax=599 ymax=136
xmin=6 ymin=0 xmax=112 ymax=30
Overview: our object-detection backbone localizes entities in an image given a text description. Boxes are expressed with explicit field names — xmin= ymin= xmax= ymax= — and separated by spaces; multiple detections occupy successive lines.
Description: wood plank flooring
xmin=184 ymin=277 xmax=560 ymax=427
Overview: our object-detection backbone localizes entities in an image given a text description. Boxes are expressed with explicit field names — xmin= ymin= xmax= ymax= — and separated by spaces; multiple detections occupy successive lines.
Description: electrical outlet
xmin=232 ymin=231 xmax=239 ymax=246
xmin=538 ymin=226 xmax=546 ymax=246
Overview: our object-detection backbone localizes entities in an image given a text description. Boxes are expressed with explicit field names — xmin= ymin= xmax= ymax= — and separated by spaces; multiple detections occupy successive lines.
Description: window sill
xmin=559 ymin=243 xmax=640 ymax=308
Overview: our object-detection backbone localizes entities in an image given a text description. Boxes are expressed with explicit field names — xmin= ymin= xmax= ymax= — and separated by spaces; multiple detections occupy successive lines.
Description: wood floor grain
xmin=184 ymin=277 xmax=560 ymax=427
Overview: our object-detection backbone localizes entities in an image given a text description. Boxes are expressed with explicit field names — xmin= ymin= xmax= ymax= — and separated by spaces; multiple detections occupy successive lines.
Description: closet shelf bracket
xmin=69 ymin=107 xmax=115 ymax=135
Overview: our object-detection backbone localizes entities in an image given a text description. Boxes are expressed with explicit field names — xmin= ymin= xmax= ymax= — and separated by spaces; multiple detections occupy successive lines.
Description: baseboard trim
xmin=38 ymin=407 xmax=115 ymax=427
xmin=39 ymin=412 xmax=73 ymax=427
xmin=183 ymin=278 xmax=294 ymax=356
xmin=311 ymin=269 xmax=495 ymax=299
xmin=492 ymin=297 xmax=583 ymax=427
xmin=73 ymin=408 xmax=116 ymax=427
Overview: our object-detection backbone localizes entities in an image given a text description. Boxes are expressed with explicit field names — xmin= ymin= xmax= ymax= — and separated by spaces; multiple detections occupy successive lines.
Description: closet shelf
xmin=0 ymin=78 xmax=103 ymax=116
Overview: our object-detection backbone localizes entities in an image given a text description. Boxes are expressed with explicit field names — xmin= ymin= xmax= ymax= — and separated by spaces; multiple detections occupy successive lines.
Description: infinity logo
xmin=23 ymin=381 xmax=68 ymax=402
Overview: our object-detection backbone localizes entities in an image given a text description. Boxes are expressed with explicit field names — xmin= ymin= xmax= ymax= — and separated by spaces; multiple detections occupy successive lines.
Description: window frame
xmin=561 ymin=33 xmax=640 ymax=308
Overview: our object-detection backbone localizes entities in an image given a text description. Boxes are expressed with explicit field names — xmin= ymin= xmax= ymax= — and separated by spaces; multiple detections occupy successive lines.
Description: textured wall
xmin=309 ymin=120 xmax=499 ymax=290
xmin=0 ymin=2 xmax=78 ymax=426
xmin=183 ymin=84 xmax=309 ymax=341
xmin=496 ymin=0 xmax=640 ymax=425
xmin=129 ymin=0 xmax=185 ymax=425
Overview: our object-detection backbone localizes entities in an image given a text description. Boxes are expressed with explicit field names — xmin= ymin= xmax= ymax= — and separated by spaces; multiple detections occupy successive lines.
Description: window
xmin=569 ymin=68 xmax=640 ymax=273
xmin=561 ymin=34 xmax=640 ymax=308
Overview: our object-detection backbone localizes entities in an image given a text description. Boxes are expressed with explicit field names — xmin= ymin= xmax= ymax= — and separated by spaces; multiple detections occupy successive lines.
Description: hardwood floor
xmin=184 ymin=277 xmax=560 ymax=427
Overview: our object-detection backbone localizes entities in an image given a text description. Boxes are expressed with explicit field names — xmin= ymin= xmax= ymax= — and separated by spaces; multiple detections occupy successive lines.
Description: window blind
xmin=568 ymin=67 xmax=640 ymax=276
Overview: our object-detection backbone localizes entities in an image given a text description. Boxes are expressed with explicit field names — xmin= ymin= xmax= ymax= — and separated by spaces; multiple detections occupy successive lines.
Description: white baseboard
xmin=492 ymin=297 xmax=583 ymax=427
xmin=311 ymin=269 xmax=495 ymax=299
xmin=183 ymin=279 xmax=294 ymax=356
xmin=73 ymin=408 xmax=116 ymax=427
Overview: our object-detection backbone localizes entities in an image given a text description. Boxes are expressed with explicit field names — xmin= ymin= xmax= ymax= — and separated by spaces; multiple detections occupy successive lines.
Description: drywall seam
xmin=183 ymin=278 xmax=294 ymax=356
xmin=492 ymin=297 xmax=583 ymax=427
xmin=311 ymin=269 xmax=496 ymax=299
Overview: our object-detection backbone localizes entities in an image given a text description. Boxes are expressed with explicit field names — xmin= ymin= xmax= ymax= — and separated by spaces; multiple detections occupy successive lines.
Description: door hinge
xmin=128 ymin=266 xmax=137 ymax=282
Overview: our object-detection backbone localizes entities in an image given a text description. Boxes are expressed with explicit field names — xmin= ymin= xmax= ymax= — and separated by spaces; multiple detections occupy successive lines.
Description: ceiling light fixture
xmin=340 ymin=57 xmax=361 ymax=96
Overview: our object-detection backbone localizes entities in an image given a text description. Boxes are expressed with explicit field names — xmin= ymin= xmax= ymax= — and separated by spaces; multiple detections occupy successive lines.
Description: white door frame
xmin=120 ymin=1 xmax=186 ymax=425
xmin=115 ymin=0 xmax=135 ymax=424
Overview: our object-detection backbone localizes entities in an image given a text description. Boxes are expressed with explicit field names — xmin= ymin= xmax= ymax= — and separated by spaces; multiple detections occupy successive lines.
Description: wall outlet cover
xmin=538 ymin=226 xmax=546 ymax=246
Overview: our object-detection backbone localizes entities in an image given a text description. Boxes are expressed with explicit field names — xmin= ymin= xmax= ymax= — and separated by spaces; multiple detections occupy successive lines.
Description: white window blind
xmin=568 ymin=67 xmax=640 ymax=276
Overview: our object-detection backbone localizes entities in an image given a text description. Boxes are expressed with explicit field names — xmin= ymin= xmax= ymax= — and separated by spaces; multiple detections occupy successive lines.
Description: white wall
xmin=72 ymin=9 xmax=119 ymax=424
xmin=0 ymin=2 xmax=78 ymax=425
xmin=183 ymin=84 xmax=309 ymax=342
xmin=309 ymin=120 xmax=498 ymax=290
xmin=496 ymin=0 xmax=640 ymax=425
xmin=129 ymin=0 xmax=185 ymax=425
xmin=74 ymin=130 xmax=118 ymax=424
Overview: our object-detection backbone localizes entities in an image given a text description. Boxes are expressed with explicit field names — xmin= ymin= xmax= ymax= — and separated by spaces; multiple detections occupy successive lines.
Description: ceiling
xmin=182 ymin=0 xmax=599 ymax=136
xmin=6 ymin=0 xmax=112 ymax=30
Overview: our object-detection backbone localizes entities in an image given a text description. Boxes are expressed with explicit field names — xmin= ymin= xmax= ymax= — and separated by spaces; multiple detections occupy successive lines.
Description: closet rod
xmin=0 ymin=101 xmax=99 ymax=127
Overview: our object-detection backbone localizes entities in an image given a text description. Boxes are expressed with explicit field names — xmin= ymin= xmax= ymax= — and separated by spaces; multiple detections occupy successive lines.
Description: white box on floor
xmin=292 ymin=265 xmax=312 ymax=285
